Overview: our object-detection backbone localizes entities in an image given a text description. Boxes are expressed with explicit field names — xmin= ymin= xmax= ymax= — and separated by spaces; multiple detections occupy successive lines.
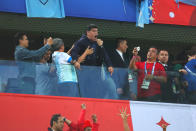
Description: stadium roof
xmin=0 ymin=12 xmax=196 ymax=44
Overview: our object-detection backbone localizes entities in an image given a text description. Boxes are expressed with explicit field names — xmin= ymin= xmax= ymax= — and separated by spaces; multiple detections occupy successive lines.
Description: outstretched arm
xmin=78 ymin=104 xmax=86 ymax=130
xmin=129 ymin=48 xmax=139 ymax=70
xmin=119 ymin=107 xmax=130 ymax=131
xmin=67 ymin=44 xmax=75 ymax=55
xmin=16 ymin=37 xmax=53 ymax=60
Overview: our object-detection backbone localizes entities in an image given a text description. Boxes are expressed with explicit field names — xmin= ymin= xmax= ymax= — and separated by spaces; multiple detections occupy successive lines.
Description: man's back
xmin=52 ymin=51 xmax=78 ymax=83
xmin=15 ymin=46 xmax=36 ymax=78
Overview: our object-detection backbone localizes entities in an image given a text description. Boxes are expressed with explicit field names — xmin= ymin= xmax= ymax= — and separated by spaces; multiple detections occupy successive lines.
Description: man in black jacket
xmin=109 ymin=38 xmax=128 ymax=68
xmin=71 ymin=24 xmax=113 ymax=72
xmin=158 ymin=49 xmax=178 ymax=103
xmin=109 ymin=38 xmax=130 ymax=99
xmin=71 ymin=24 xmax=115 ymax=98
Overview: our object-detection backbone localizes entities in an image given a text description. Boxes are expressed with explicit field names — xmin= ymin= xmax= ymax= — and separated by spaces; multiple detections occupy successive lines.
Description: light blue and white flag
xmin=25 ymin=0 xmax=65 ymax=18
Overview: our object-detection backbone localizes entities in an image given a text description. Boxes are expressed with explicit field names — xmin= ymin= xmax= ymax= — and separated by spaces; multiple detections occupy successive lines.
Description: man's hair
xmin=187 ymin=50 xmax=196 ymax=56
xmin=40 ymin=32 xmax=51 ymax=40
xmin=50 ymin=114 xmax=61 ymax=127
xmin=86 ymin=24 xmax=98 ymax=32
xmin=159 ymin=49 xmax=169 ymax=55
xmin=51 ymin=38 xmax=64 ymax=51
xmin=14 ymin=32 xmax=27 ymax=45
xmin=149 ymin=46 xmax=159 ymax=54
xmin=115 ymin=38 xmax=127 ymax=49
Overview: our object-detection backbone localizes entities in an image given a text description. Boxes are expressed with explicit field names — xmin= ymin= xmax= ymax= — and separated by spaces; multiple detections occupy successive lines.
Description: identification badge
xmin=141 ymin=79 xmax=150 ymax=89
xmin=128 ymin=74 xmax=133 ymax=83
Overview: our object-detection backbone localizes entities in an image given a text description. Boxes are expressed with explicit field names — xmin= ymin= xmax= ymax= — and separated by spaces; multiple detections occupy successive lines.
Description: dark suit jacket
xmin=109 ymin=49 xmax=130 ymax=98
xmin=109 ymin=49 xmax=129 ymax=68
xmin=159 ymin=62 xmax=177 ymax=102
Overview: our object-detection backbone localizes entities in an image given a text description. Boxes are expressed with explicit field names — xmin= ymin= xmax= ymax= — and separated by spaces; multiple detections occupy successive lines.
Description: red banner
xmin=152 ymin=0 xmax=196 ymax=26
xmin=0 ymin=93 xmax=133 ymax=131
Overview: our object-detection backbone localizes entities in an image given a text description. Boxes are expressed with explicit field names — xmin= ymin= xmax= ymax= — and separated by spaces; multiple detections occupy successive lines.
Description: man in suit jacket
xmin=109 ymin=38 xmax=130 ymax=99
xmin=158 ymin=49 xmax=178 ymax=103
xmin=109 ymin=38 xmax=128 ymax=68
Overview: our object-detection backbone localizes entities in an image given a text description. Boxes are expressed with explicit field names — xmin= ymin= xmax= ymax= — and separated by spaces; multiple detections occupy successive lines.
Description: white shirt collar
xmin=159 ymin=61 xmax=168 ymax=67
xmin=116 ymin=49 xmax=124 ymax=61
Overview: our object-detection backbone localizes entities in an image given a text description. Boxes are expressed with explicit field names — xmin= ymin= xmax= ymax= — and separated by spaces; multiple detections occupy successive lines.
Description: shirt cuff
xmin=45 ymin=44 xmax=51 ymax=49
xmin=68 ymin=57 xmax=72 ymax=63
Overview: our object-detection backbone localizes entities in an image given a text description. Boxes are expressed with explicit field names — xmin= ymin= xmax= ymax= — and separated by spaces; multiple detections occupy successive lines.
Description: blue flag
xmin=25 ymin=0 xmax=65 ymax=18
xmin=136 ymin=0 xmax=150 ymax=28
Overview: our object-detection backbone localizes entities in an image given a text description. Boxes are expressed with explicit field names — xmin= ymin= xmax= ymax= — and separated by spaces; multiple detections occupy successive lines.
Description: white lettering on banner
xmin=129 ymin=101 xmax=196 ymax=131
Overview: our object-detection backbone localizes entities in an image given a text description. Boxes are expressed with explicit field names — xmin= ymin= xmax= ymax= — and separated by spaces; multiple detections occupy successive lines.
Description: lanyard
xmin=144 ymin=62 xmax=156 ymax=75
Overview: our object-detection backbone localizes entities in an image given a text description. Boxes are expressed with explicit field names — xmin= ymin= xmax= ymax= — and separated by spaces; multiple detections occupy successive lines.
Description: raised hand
xmin=91 ymin=114 xmax=97 ymax=123
xmin=119 ymin=107 xmax=130 ymax=120
xmin=47 ymin=37 xmax=53 ymax=46
xmin=132 ymin=47 xmax=138 ymax=56
xmin=96 ymin=39 xmax=103 ymax=46
xmin=81 ymin=104 xmax=86 ymax=109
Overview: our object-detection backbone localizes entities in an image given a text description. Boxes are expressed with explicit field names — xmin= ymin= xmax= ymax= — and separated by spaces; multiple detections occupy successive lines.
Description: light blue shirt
xmin=52 ymin=51 xmax=78 ymax=83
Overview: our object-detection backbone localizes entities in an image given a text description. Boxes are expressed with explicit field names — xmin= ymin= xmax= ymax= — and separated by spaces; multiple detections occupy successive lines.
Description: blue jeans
xmin=57 ymin=82 xmax=79 ymax=97
xmin=12 ymin=77 xmax=35 ymax=94
xmin=128 ymin=70 xmax=138 ymax=96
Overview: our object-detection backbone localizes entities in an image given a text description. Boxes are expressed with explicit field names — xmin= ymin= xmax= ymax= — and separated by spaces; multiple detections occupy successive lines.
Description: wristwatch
xmin=72 ymin=60 xmax=77 ymax=64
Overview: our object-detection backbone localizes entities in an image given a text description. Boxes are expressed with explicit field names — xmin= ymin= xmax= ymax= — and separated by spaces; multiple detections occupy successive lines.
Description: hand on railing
xmin=108 ymin=66 xmax=114 ymax=76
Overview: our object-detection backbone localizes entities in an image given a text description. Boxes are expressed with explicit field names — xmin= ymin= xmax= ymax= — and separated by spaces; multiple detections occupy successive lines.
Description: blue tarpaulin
xmin=0 ymin=0 xmax=136 ymax=22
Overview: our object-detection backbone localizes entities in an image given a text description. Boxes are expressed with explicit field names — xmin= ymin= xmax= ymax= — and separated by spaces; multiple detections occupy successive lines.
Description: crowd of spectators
xmin=2 ymin=24 xmax=195 ymax=104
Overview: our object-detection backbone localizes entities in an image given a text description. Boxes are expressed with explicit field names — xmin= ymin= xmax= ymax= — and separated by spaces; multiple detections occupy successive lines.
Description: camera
xmin=136 ymin=46 xmax=140 ymax=52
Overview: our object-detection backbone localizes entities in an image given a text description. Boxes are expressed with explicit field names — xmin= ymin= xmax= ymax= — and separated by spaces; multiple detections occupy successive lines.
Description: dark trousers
xmin=57 ymin=82 xmax=79 ymax=97
xmin=138 ymin=94 xmax=161 ymax=102
xmin=188 ymin=91 xmax=196 ymax=104
xmin=77 ymin=66 xmax=117 ymax=99
xmin=20 ymin=77 xmax=35 ymax=94
xmin=6 ymin=77 xmax=36 ymax=94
